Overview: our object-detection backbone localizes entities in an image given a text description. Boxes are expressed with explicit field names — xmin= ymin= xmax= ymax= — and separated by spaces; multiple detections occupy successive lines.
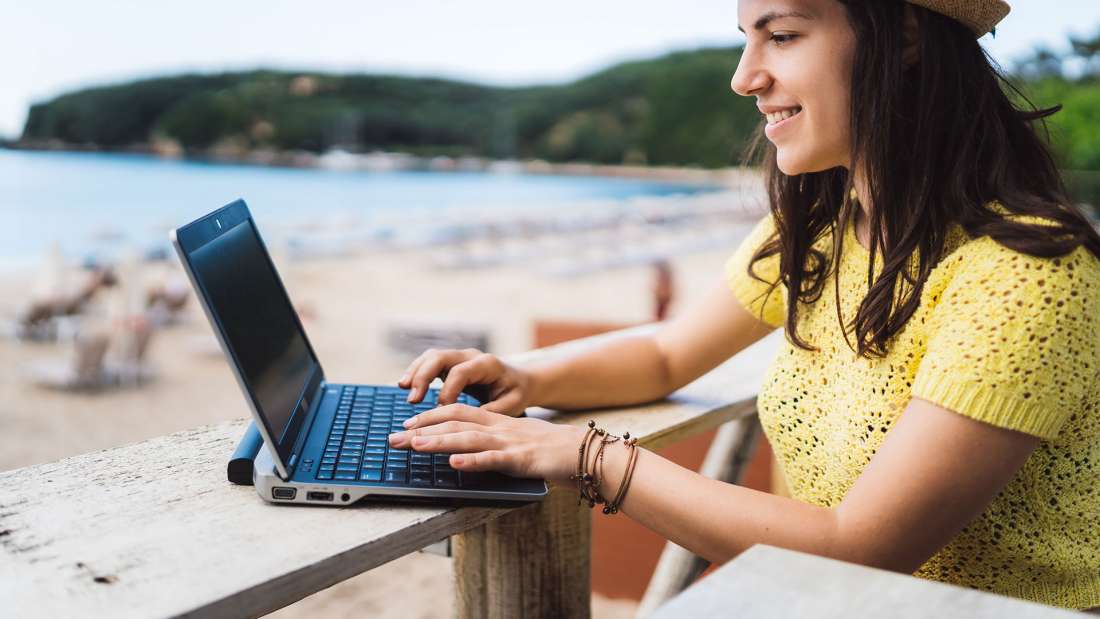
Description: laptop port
xmin=272 ymin=487 xmax=297 ymax=500
xmin=307 ymin=491 xmax=334 ymax=502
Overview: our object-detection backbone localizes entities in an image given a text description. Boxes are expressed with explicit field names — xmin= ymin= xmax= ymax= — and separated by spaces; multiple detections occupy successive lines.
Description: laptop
xmin=171 ymin=199 xmax=549 ymax=506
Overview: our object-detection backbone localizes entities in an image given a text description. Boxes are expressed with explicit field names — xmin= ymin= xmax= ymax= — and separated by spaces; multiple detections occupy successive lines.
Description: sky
xmin=4 ymin=1 xmax=1099 ymax=139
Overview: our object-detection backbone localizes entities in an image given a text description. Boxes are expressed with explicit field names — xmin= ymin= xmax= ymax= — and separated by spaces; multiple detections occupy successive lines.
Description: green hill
xmin=20 ymin=48 xmax=760 ymax=168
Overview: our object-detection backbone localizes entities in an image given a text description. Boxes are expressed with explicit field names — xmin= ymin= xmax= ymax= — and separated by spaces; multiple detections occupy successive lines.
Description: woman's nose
xmin=731 ymin=49 xmax=769 ymax=97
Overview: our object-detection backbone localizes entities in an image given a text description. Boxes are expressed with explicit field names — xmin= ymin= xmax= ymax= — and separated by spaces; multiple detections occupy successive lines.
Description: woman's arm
xmin=391 ymin=394 xmax=1038 ymax=572
xmin=402 ymin=275 xmax=776 ymax=414
xmin=526 ymin=276 xmax=777 ymax=411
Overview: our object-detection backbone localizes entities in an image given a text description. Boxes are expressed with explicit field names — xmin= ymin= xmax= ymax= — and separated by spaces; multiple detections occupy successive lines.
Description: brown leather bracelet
xmin=605 ymin=436 xmax=640 ymax=515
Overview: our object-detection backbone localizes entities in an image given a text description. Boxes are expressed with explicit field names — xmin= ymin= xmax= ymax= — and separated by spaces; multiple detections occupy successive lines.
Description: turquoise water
xmin=0 ymin=149 xmax=715 ymax=269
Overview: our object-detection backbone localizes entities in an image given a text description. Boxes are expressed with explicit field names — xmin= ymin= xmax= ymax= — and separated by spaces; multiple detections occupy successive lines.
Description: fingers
xmin=482 ymin=390 xmax=523 ymax=416
xmin=401 ymin=430 xmax=501 ymax=454
xmin=387 ymin=420 xmax=484 ymax=448
xmin=450 ymin=450 xmax=509 ymax=471
xmin=403 ymin=403 xmax=497 ymax=430
xmin=436 ymin=353 xmax=500 ymax=406
xmin=401 ymin=349 xmax=479 ymax=403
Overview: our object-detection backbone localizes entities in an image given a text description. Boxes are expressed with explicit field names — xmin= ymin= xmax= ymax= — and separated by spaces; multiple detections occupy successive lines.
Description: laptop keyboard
xmin=314 ymin=385 xmax=473 ymax=487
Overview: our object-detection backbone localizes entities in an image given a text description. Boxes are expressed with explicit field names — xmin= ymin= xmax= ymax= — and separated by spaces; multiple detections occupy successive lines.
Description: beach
xmin=0 ymin=179 xmax=767 ymax=616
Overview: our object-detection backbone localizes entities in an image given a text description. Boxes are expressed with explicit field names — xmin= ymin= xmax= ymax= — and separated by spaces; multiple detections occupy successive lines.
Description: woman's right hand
xmin=397 ymin=348 xmax=534 ymax=417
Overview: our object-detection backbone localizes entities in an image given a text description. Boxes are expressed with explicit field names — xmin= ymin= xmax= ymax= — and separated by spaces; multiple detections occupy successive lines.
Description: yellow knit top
xmin=724 ymin=208 xmax=1100 ymax=610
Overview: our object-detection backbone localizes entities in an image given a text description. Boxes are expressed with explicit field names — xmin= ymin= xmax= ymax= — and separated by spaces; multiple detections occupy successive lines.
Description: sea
xmin=0 ymin=149 xmax=718 ymax=271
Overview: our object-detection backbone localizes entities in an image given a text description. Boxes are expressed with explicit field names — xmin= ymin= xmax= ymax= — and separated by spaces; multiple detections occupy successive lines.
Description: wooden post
xmin=453 ymin=484 xmax=591 ymax=619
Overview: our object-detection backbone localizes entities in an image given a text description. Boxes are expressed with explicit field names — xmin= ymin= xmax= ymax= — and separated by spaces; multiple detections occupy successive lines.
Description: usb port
xmin=272 ymin=487 xmax=297 ymax=500
xmin=307 ymin=491 xmax=334 ymax=502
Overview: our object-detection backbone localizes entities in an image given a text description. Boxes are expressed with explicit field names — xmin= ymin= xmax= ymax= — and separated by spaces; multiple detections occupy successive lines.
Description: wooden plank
xmin=0 ymin=325 xmax=782 ymax=618
xmin=648 ymin=544 xmax=1081 ymax=619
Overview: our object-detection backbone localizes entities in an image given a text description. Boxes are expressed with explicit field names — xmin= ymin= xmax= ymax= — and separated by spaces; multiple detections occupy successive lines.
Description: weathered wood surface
xmin=0 ymin=325 xmax=782 ymax=618
xmin=648 ymin=544 xmax=1081 ymax=619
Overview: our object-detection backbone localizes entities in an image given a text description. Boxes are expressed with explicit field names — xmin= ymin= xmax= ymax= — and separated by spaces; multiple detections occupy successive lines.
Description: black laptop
xmin=171 ymin=199 xmax=549 ymax=506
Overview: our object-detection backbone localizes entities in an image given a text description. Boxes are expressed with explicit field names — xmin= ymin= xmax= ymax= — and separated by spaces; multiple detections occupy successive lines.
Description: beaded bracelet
xmin=570 ymin=420 xmax=639 ymax=515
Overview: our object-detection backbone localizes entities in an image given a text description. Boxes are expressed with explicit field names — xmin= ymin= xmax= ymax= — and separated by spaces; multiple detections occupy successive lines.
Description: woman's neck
xmin=852 ymin=175 xmax=874 ymax=251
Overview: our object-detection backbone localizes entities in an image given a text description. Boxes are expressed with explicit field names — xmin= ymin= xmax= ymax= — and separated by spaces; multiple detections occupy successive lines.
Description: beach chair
xmin=108 ymin=318 xmax=156 ymax=387
xmin=26 ymin=331 xmax=112 ymax=393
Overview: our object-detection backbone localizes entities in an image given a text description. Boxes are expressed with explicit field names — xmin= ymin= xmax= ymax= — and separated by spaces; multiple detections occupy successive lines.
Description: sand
xmin=0 ymin=185 xmax=766 ymax=617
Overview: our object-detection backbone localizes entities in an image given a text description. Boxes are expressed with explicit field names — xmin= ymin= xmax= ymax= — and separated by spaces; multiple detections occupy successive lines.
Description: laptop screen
xmin=183 ymin=208 xmax=319 ymax=466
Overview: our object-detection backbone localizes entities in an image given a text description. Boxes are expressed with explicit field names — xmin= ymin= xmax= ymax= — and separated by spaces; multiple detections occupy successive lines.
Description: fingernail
xmin=403 ymin=417 xmax=414 ymax=428
xmin=407 ymin=389 xmax=416 ymax=402
xmin=399 ymin=373 xmax=409 ymax=384
xmin=452 ymin=455 xmax=464 ymax=465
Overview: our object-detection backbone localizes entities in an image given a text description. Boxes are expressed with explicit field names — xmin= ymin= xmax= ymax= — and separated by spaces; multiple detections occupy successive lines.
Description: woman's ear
xmin=902 ymin=4 xmax=920 ymax=69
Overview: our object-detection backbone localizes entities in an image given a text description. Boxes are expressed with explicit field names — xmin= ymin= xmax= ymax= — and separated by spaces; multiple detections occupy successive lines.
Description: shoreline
xmin=4 ymin=141 xmax=757 ymax=187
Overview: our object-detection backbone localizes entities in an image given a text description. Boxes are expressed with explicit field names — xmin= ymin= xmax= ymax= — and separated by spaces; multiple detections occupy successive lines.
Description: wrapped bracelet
xmin=571 ymin=420 xmax=639 ymax=515
xmin=569 ymin=421 xmax=601 ymax=506
xmin=605 ymin=435 xmax=640 ymax=515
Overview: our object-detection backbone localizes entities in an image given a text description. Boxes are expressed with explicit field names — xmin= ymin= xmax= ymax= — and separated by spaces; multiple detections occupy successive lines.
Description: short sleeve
xmin=911 ymin=237 xmax=1100 ymax=440
xmin=724 ymin=213 xmax=785 ymax=329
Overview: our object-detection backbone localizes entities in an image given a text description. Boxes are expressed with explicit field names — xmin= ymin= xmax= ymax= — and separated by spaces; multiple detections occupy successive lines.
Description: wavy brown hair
xmin=742 ymin=0 xmax=1100 ymax=358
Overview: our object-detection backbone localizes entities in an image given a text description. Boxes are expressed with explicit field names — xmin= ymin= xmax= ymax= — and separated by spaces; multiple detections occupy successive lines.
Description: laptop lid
xmin=171 ymin=200 xmax=323 ymax=479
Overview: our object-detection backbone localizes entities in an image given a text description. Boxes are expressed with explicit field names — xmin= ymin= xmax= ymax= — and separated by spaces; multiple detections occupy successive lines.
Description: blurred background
xmin=2 ymin=2 xmax=1099 ymax=617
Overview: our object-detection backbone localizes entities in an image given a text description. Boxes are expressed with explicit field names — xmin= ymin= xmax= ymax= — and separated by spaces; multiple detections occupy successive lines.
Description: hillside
xmin=19 ymin=48 xmax=760 ymax=168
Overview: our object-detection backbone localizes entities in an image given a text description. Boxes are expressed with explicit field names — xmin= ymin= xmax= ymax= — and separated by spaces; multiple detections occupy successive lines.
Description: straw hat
xmin=907 ymin=0 xmax=1011 ymax=37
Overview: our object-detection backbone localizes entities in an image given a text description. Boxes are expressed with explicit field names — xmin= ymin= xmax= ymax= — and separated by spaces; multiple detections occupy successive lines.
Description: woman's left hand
xmin=387 ymin=404 xmax=584 ymax=487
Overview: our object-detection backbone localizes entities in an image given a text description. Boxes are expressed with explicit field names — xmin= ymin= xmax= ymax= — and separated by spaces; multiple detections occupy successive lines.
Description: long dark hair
xmin=743 ymin=0 xmax=1100 ymax=358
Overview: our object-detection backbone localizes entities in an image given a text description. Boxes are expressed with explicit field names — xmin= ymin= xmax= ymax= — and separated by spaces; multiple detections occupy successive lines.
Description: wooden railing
xmin=0 ymin=324 xmax=783 ymax=618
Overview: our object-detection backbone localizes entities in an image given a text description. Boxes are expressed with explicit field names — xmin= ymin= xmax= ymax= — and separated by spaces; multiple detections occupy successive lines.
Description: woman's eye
xmin=770 ymin=33 xmax=799 ymax=45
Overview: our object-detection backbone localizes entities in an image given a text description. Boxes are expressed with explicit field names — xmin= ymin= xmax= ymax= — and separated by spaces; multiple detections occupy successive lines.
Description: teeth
xmin=766 ymin=107 xmax=802 ymax=125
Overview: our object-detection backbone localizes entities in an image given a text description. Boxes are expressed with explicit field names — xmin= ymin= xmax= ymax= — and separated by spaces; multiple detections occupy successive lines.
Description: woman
xmin=388 ymin=0 xmax=1100 ymax=611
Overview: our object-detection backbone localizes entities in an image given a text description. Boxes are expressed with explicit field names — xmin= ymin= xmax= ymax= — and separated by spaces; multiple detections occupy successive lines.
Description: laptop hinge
xmin=285 ymin=378 xmax=330 ymax=477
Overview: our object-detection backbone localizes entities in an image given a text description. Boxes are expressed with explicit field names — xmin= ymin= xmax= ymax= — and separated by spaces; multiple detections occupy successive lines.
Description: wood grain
xmin=648 ymin=544 xmax=1081 ymax=618
xmin=0 ymin=325 xmax=781 ymax=618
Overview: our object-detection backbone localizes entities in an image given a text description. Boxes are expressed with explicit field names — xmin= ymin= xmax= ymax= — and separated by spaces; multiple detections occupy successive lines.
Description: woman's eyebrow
xmin=737 ymin=10 xmax=814 ymax=34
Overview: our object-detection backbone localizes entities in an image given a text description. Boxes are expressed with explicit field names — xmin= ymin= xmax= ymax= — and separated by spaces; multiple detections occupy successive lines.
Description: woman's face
xmin=732 ymin=0 xmax=856 ymax=175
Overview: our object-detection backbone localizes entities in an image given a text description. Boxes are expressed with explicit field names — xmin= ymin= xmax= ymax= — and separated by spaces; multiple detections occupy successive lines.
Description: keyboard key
xmin=411 ymin=454 xmax=432 ymax=465
xmin=363 ymin=455 xmax=385 ymax=463
xmin=410 ymin=473 xmax=433 ymax=486
xmin=360 ymin=469 xmax=383 ymax=482
xmin=411 ymin=465 xmax=432 ymax=476
xmin=336 ymin=464 xmax=358 ymax=472
xmin=384 ymin=470 xmax=407 ymax=484
xmin=361 ymin=460 xmax=384 ymax=469
xmin=434 ymin=472 xmax=458 ymax=487
xmin=366 ymin=447 xmax=386 ymax=456
xmin=317 ymin=472 xmax=334 ymax=480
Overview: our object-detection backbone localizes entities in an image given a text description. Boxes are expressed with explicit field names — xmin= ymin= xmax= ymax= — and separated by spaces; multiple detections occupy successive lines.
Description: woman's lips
xmin=764 ymin=108 xmax=802 ymax=140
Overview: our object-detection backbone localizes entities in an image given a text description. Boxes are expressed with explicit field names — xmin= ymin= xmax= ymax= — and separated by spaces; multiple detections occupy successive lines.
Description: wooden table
xmin=649 ymin=544 xmax=1082 ymax=618
xmin=0 ymin=325 xmax=782 ymax=618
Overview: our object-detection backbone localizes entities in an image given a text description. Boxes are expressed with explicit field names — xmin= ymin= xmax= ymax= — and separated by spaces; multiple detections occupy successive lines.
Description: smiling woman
xmin=388 ymin=0 xmax=1100 ymax=613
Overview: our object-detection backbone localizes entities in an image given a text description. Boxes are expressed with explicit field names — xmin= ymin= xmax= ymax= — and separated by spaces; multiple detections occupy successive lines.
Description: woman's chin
xmin=775 ymin=150 xmax=836 ymax=177
xmin=775 ymin=153 xmax=808 ymax=176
